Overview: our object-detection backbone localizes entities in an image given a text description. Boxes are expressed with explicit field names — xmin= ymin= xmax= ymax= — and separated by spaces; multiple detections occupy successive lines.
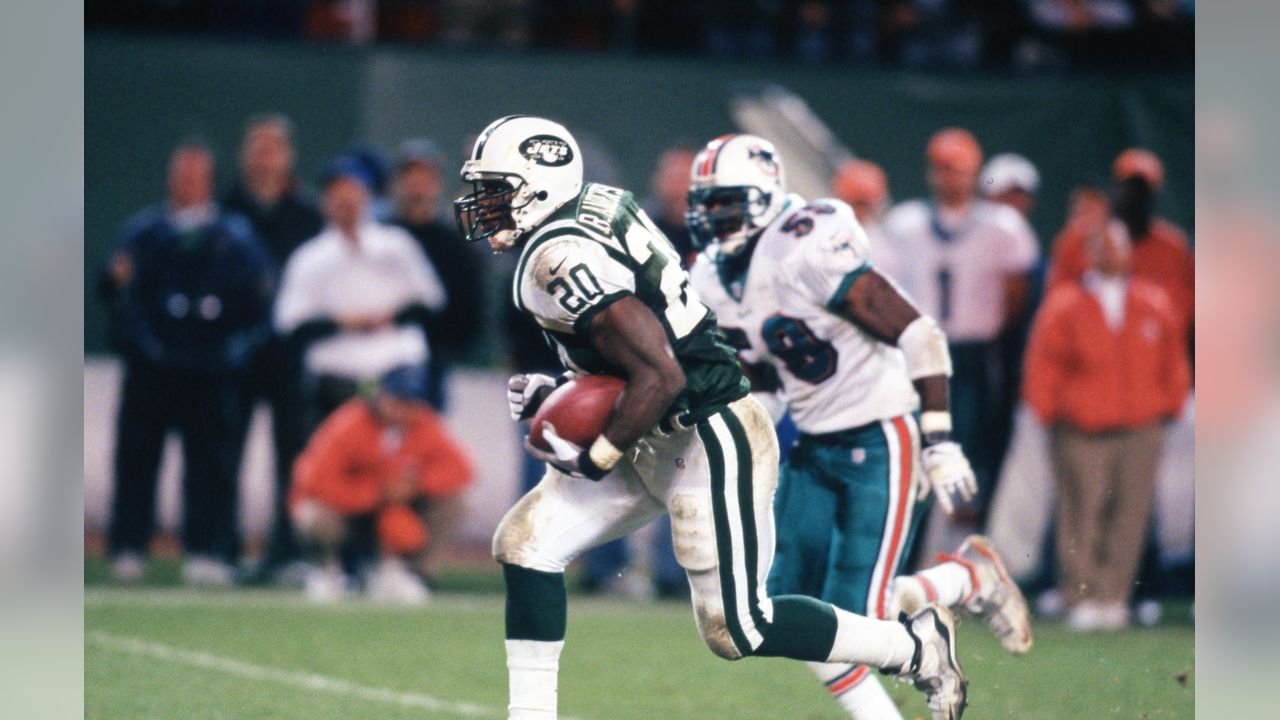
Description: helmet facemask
xmin=686 ymin=185 xmax=772 ymax=257
xmin=453 ymin=173 xmax=535 ymax=251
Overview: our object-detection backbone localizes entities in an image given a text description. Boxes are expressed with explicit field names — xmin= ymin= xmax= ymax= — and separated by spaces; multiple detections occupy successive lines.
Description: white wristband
xmin=588 ymin=435 xmax=624 ymax=471
xmin=920 ymin=411 xmax=953 ymax=436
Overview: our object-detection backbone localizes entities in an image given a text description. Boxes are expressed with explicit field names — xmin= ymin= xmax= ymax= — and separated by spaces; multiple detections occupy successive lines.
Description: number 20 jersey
xmin=513 ymin=182 xmax=749 ymax=423
xmin=689 ymin=197 xmax=918 ymax=434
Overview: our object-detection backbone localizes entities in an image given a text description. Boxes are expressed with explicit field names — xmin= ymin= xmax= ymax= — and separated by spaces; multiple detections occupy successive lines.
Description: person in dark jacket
xmin=389 ymin=139 xmax=485 ymax=410
xmin=101 ymin=142 xmax=275 ymax=585
xmin=221 ymin=114 xmax=324 ymax=578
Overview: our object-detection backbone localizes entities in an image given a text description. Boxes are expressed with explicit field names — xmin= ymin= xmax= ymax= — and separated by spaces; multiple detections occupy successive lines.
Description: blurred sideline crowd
xmin=86 ymin=0 xmax=1193 ymax=71
xmin=94 ymin=113 xmax=1192 ymax=628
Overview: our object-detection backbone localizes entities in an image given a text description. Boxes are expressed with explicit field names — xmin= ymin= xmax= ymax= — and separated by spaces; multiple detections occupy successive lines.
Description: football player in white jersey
xmin=882 ymin=129 xmax=1040 ymax=560
xmin=454 ymin=116 xmax=968 ymax=720
xmin=686 ymin=134 xmax=1033 ymax=720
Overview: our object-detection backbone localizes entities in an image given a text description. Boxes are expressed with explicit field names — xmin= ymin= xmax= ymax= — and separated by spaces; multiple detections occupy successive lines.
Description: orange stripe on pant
xmin=874 ymin=416 xmax=914 ymax=619
xmin=828 ymin=665 xmax=870 ymax=696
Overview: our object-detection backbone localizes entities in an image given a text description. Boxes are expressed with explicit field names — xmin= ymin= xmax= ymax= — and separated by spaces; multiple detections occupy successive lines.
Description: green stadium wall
xmin=86 ymin=34 xmax=1193 ymax=358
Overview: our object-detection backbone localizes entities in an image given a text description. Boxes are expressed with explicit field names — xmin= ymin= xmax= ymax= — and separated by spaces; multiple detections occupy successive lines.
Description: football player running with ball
xmin=686 ymin=134 xmax=1033 ymax=720
xmin=456 ymin=116 xmax=968 ymax=720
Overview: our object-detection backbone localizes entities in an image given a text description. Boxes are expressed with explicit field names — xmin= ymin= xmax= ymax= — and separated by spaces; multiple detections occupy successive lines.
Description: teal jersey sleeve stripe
xmin=825 ymin=262 xmax=874 ymax=314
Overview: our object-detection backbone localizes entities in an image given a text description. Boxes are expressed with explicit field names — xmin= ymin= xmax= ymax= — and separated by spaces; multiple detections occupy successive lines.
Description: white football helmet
xmin=686 ymin=134 xmax=787 ymax=256
xmin=454 ymin=116 xmax=584 ymax=251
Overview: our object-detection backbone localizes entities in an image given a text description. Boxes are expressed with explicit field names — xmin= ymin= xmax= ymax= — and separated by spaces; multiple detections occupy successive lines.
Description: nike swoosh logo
xmin=550 ymin=258 xmax=566 ymax=274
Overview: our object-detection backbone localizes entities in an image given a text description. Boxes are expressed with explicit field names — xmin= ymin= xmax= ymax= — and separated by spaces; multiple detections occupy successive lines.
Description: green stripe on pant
xmin=702 ymin=406 xmax=839 ymax=661
xmin=722 ymin=409 xmax=767 ymax=635
xmin=696 ymin=415 xmax=753 ymax=656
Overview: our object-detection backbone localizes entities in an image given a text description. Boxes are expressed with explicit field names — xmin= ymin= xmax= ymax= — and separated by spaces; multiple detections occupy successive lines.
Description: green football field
xmin=85 ymin=563 xmax=1194 ymax=720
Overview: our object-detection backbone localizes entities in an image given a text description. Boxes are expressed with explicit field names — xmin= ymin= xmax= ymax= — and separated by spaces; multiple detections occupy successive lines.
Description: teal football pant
xmin=767 ymin=414 xmax=926 ymax=619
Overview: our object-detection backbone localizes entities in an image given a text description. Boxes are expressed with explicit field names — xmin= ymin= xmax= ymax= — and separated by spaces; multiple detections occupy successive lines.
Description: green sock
xmin=753 ymin=595 xmax=839 ymax=660
xmin=503 ymin=563 xmax=567 ymax=641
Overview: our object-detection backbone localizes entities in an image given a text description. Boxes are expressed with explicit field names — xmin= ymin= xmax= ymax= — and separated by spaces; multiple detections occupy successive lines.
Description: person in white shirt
xmin=275 ymin=158 xmax=446 ymax=428
xmin=883 ymin=129 xmax=1039 ymax=556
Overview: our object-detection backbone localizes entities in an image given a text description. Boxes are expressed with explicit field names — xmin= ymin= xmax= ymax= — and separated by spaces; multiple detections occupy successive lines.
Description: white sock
xmin=912 ymin=560 xmax=974 ymax=607
xmin=807 ymin=662 xmax=904 ymax=720
xmin=825 ymin=607 xmax=915 ymax=670
xmin=506 ymin=639 xmax=565 ymax=719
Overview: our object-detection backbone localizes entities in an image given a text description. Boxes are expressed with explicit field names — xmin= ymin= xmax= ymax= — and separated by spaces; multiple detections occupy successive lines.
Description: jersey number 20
xmin=548 ymin=264 xmax=604 ymax=314
xmin=762 ymin=314 xmax=838 ymax=384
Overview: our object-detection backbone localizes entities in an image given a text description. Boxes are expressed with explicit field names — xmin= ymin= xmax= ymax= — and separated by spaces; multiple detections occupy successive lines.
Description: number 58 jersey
xmin=690 ymin=198 xmax=919 ymax=434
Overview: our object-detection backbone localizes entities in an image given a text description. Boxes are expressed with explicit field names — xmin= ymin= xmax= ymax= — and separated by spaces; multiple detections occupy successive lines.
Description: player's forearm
xmin=898 ymin=315 xmax=955 ymax=444
xmin=603 ymin=365 xmax=685 ymax=450
xmin=587 ymin=296 xmax=687 ymax=453
xmin=913 ymin=375 xmax=949 ymax=415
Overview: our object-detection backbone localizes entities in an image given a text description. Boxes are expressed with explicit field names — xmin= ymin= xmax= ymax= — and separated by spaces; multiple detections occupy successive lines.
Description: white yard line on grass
xmin=89 ymin=630 xmax=578 ymax=720
xmin=84 ymin=587 xmax=507 ymax=611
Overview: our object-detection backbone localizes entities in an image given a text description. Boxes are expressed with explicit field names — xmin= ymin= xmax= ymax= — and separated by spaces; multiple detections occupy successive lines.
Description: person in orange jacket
xmin=1024 ymin=219 xmax=1190 ymax=631
xmin=290 ymin=364 xmax=473 ymax=602
xmin=1045 ymin=149 xmax=1194 ymax=339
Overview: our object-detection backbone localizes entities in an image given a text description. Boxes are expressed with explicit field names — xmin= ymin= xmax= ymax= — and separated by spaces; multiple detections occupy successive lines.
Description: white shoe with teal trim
xmin=893 ymin=605 xmax=967 ymax=720
xmin=955 ymin=535 xmax=1034 ymax=655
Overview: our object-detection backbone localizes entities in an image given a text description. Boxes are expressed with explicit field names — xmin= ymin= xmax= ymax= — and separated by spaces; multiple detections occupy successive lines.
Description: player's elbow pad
xmin=898 ymin=316 xmax=952 ymax=380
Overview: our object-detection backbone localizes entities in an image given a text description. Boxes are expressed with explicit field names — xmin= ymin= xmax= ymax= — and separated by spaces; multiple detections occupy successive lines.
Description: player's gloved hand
xmin=507 ymin=373 xmax=557 ymax=421
xmin=523 ymin=423 xmax=609 ymax=481
xmin=918 ymin=441 xmax=978 ymax=515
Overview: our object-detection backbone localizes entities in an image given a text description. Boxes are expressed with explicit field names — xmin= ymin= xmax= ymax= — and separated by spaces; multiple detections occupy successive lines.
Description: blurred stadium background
xmin=84 ymin=3 xmax=1194 ymax=719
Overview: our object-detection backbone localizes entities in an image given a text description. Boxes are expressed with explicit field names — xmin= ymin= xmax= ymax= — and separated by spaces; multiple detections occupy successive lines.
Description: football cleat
xmin=954 ymin=535 xmax=1034 ymax=655
xmin=888 ymin=605 xmax=967 ymax=720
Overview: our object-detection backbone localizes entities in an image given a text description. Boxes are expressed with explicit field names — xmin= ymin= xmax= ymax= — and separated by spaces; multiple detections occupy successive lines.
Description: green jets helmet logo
xmin=520 ymin=135 xmax=574 ymax=167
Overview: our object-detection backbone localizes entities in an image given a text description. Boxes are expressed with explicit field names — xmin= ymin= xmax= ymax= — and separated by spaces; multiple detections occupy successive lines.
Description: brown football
xmin=529 ymin=375 xmax=626 ymax=452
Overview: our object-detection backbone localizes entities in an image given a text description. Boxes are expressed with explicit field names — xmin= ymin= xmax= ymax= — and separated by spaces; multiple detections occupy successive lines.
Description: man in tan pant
xmin=1024 ymin=220 xmax=1190 ymax=630
xmin=1051 ymin=424 xmax=1166 ymax=619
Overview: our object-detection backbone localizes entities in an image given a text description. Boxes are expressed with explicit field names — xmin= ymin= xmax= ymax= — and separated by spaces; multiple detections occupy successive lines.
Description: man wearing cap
xmin=275 ymin=157 xmax=448 ymax=429
xmin=1047 ymin=148 xmax=1193 ymax=341
xmin=390 ymin=139 xmax=485 ymax=410
xmin=290 ymin=364 xmax=474 ymax=603
xmin=981 ymin=153 xmax=1040 ymax=219
xmin=979 ymin=152 xmax=1044 ymax=475
xmin=883 ymin=129 xmax=1040 ymax=552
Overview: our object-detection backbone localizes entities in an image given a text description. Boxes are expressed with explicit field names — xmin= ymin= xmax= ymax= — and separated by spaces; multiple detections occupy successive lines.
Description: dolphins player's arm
xmin=833 ymin=269 xmax=949 ymax=416
xmin=836 ymin=267 xmax=976 ymax=510
xmin=586 ymin=295 xmax=688 ymax=451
